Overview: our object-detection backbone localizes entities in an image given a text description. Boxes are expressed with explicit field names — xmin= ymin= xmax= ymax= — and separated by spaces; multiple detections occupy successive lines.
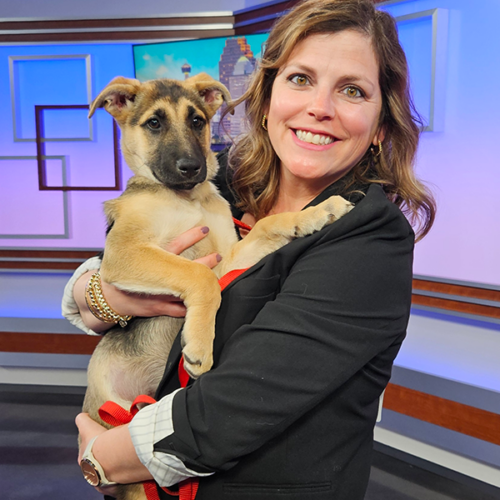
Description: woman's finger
xmin=76 ymin=412 xmax=108 ymax=435
xmin=96 ymin=484 xmax=120 ymax=496
xmin=76 ymin=412 xmax=108 ymax=463
xmin=166 ymin=226 xmax=209 ymax=255
xmin=194 ymin=252 xmax=222 ymax=269
xmin=160 ymin=301 xmax=187 ymax=317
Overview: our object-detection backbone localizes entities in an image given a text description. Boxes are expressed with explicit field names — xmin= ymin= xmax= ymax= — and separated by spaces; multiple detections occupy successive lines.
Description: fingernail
xmin=201 ymin=226 xmax=209 ymax=234
xmin=216 ymin=254 xmax=222 ymax=262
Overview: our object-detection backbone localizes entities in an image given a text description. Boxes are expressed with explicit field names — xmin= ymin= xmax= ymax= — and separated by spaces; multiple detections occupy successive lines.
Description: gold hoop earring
xmin=261 ymin=114 xmax=268 ymax=131
xmin=371 ymin=140 xmax=382 ymax=158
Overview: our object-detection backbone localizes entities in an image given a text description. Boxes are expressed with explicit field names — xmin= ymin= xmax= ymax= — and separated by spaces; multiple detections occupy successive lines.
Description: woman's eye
xmin=147 ymin=118 xmax=160 ymax=130
xmin=290 ymin=74 xmax=310 ymax=86
xmin=343 ymin=86 xmax=363 ymax=98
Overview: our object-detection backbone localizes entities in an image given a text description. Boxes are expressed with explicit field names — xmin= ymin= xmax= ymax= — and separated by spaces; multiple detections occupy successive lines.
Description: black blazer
xmin=154 ymin=167 xmax=414 ymax=499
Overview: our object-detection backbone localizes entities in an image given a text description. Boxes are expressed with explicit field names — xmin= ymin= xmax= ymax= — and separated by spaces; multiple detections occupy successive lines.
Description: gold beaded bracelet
xmin=85 ymin=271 xmax=132 ymax=328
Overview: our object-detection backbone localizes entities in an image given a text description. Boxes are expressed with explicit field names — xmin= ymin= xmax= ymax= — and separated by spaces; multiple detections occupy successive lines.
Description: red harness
xmin=98 ymin=218 xmax=251 ymax=499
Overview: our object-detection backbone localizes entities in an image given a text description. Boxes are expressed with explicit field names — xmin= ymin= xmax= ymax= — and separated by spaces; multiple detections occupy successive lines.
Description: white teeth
xmin=295 ymin=129 xmax=334 ymax=145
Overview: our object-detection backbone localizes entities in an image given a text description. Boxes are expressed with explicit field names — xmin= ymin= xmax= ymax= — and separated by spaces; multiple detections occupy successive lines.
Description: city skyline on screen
xmin=134 ymin=34 xmax=268 ymax=82
xmin=133 ymin=33 xmax=269 ymax=142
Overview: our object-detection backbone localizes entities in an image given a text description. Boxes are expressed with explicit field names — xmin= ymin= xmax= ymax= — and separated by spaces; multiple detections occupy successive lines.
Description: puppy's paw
xmin=295 ymin=195 xmax=354 ymax=237
xmin=320 ymin=195 xmax=354 ymax=222
xmin=181 ymin=339 xmax=213 ymax=379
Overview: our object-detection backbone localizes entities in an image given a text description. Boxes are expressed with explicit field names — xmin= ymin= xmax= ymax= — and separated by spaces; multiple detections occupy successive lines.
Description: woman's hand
xmin=75 ymin=413 xmax=152 ymax=494
xmin=74 ymin=226 xmax=221 ymax=332
xmin=76 ymin=413 xmax=108 ymax=464
xmin=76 ymin=413 xmax=117 ymax=495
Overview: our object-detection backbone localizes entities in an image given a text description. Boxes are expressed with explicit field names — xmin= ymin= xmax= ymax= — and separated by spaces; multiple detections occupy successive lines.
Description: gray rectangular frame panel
xmin=8 ymin=54 xmax=93 ymax=142
xmin=0 ymin=156 xmax=69 ymax=239
xmin=395 ymin=8 xmax=449 ymax=132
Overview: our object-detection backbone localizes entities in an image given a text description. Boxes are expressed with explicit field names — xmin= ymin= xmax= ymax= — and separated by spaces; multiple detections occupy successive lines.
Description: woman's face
xmin=266 ymin=30 xmax=385 ymax=192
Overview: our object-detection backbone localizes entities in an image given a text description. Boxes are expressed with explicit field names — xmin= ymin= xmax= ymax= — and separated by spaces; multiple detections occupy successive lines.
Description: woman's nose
xmin=307 ymin=88 xmax=335 ymax=121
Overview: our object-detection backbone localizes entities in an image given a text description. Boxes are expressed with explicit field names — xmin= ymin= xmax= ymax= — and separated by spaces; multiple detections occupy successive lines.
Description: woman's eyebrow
xmin=281 ymin=62 xmax=317 ymax=76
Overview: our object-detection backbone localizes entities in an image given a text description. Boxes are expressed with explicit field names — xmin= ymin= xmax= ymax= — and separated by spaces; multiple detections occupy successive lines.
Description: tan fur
xmin=82 ymin=74 xmax=353 ymax=500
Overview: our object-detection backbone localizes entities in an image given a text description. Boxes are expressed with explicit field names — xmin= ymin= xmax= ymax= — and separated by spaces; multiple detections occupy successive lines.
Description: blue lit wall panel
xmin=0 ymin=43 xmax=134 ymax=247
xmin=378 ymin=0 xmax=500 ymax=404
xmin=381 ymin=0 xmax=500 ymax=287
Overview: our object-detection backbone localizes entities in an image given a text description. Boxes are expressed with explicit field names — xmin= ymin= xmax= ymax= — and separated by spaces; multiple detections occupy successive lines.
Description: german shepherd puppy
xmin=82 ymin=73 xmax=353 ymax=500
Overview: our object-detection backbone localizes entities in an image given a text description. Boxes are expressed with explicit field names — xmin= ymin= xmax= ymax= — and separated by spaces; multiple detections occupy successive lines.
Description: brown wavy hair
xmin=227 ymin=0 xmax=435 ymax=239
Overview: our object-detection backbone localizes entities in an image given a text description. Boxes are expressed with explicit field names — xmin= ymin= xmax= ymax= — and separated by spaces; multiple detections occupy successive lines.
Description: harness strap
xmin=217 ymin=218 xmax=252 ymax=291
xmin=218 ymin=268 xmax=248 ymax=292
xmin=232 ymin=217 xmax=253 ymax=232
xmin=178 ymin=354 xmax=191 ymax=388
xmin=98 ymin=394 xmax=156 ymax=426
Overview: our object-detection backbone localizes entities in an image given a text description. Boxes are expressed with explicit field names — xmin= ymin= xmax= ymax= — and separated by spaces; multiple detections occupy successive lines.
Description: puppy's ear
xmin=184 ymin=73 xmax=232 ymax=119
xmin=88 ymin=77 xmax=141 ymax=122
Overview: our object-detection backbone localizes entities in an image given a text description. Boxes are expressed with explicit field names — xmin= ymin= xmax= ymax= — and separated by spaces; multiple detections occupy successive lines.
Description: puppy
xmin=82 ymin=73 xmax=353 ymax=500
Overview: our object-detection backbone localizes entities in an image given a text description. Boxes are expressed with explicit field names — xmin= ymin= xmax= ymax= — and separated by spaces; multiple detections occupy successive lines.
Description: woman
xmin=68 ymin=0 xmax=435 ymax=498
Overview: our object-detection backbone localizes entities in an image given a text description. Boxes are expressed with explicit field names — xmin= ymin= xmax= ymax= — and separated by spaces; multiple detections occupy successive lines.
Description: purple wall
xmin=1 ymin=0 xmax=500 ymax=288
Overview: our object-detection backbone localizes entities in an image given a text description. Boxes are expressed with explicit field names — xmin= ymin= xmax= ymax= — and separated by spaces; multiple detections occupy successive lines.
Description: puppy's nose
xmin=176 ymin=159 xmax=201 ymax=179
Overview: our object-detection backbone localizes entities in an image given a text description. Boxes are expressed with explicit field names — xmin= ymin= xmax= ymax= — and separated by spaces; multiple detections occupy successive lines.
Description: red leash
xmin=99 ymin=218 xmax=251 ymax=499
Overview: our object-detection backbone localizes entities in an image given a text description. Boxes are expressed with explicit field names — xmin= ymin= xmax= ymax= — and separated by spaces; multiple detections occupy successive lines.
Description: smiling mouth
xmin=294 ymin=129 xmax=336 ymax=146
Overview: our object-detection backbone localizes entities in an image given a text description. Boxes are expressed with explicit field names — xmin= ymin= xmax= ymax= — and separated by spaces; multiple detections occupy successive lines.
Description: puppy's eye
xmin=147 ymin=118 xmax=161 ymax=130
xmin=192 ymin=116 xmax=205 ymax=130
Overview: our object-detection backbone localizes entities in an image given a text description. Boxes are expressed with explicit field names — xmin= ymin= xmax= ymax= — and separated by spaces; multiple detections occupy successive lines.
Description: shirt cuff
xmin=129 ymin=389 xmax=214 ymax=487
xmin=61 ymin=256 xmax=102 ymax=336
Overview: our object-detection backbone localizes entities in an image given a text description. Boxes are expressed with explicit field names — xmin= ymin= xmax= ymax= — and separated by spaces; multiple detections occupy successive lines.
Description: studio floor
xmin=0 ymin=386 xmax=498 ymax=500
